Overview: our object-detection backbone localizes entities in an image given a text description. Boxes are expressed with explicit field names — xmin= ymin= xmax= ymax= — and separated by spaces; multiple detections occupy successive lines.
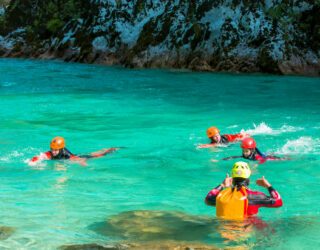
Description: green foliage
xmin=0 ymin=15 xmax=5 ymax=34
xmin=46 ymin=18 xmax=64 ymax=34
xmin=63 ymin=0 xmax=79 ymax=19
xmin=24 ymin=25 xmax=32 ymax=42
xmin=46 ymin=2 xmax=58 ymax=17
xmin=267 ymin=4 xmax=286 ymax=19
xmin=0 ymin=0 xmax=10 ymax=7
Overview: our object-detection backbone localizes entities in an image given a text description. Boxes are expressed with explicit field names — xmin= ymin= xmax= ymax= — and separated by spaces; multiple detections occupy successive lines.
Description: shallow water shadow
xmin=0 ymin=226 xmax=15 ymax=240
xmin=89 ymin=210 xmax=217 ymax=242
xmin=89 ymin=210 xmax=320 ymax=249
xmin=60 ymin=241 xmax=220 ymax=250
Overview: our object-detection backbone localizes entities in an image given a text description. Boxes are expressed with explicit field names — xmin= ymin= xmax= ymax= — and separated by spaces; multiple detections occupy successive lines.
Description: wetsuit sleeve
xmin=255 ymin=154 xmax=267 ymax=164
xmin=255 ymin=152 xmax=284 ymax=164
xmin=62 ymin=148 xmax=75 ymax=159
xmin=205 ymin=185 xmax=223 ymax=206
xmin=197 ymin=143 xmax=216 ymax=148
xmin=266 ymin=155 xmax=287 ymax=161
xmin=223 ymin=133 xmax=244 ymax=142
xmin=248 ymin=187 xmax=283 ymax=207
xmin=30 ymin=151 xmax=51 ymax=163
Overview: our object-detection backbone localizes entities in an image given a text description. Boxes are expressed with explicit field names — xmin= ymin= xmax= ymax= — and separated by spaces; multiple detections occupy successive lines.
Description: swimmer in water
xmin=198 ymin=126 xmax=249 ymax=148
xmin=29 ymin=136 xmax=120 ymax=166
xmin=222 ymin=137 xmax=287 ymax=164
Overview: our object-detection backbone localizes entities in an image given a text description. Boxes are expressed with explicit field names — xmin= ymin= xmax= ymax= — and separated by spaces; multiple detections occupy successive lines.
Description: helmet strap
xmin=232 ymin=178 xmax=249 ymax=191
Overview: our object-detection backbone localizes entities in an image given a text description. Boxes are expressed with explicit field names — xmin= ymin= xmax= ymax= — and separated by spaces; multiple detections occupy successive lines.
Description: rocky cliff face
xmin=0 ymin=0 xmax=319 ymax=76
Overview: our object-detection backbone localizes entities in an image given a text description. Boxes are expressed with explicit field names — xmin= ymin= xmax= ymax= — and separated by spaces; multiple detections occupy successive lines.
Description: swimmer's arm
xmin=205 ymin=174 xmax=232 ymax=206
xmin=78 ymin=147 xmax=121 ymax=159
xmin=224 ymin=132 xmax=249 ymax=142
xmin=255 ymin=154 xmax=267 ymax=164
xmin=29 ymin=152 xmax=50 ymax=165
xmin=197 ymin=144 xmax=216 ymax=149
xmin=266 ymin=155 xmax=290 ymax=161
xmin=89 ymin=147 xmax=120 ymax=158
xmin=69 ymin=147 xmax=121 ymax=166
xmin=248 ymin=189 xmax=283 ymax=207
xmin=258 ymin=155 xmax=289 ymax=164
xmin=253 ymin=177 xmax=283 ymax=207
xmin=205 ymin=185 xmax=222 ymax=206
xmin=266 ymin=187 xmax=283 ymax=207
xmin=222 ymin=156 xmax=242 ymax=161
xmin=68 ymin=155 xmax=88 ymax=166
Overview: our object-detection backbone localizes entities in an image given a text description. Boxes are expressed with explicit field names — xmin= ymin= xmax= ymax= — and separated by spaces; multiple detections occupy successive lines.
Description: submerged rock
xmin=60 ymin=241 xmax=218 ymax=250
xmin=59 ymin=243 xmax=126 ymax=250
xmin=90 ymin=210 xmax=215 ymax=242
xmin=0 ymin=226 xmax=15 ymax=240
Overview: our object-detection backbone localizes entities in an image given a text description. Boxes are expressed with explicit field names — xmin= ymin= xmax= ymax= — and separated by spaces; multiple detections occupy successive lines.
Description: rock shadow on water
xmin=0 ymin=226 xmax=15 ymax=240
xmin=88 ymin=210 xmax=262 ymax=248
xmin=59 ymin=241 xmax=219 ymax=250
xmin=65 ymin=210 xmax=310 ymax=249
xmin=88 ymin=210 xmax=217 ymax=242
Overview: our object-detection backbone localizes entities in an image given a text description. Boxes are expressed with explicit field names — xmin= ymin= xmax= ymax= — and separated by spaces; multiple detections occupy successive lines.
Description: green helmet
xmin=231 ymin=161 xmax=251 ymax=179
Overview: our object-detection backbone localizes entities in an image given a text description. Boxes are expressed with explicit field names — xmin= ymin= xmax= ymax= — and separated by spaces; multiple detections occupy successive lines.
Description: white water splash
xmin=243 ymin=122 xmax=303 ymax=136
xmin=275 ymin=137 xmax=320 ymax=155
xmin=0 ymin=151 xmax=23 ymax=162
xmin=24 ymin=158 xmax=47 ymax=169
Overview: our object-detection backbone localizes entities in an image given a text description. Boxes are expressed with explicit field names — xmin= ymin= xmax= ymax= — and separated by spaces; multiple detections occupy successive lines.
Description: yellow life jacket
xmin=216 ymin=186 xmax=248 ymax=220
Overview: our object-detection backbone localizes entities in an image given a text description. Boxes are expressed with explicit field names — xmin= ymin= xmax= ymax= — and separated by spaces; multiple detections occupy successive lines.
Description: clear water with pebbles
xmin=0 ymin=58 xmax=319 ymax=249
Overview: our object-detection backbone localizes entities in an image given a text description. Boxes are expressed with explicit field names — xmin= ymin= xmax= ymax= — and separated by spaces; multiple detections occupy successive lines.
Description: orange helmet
xmin=207 ymin=127 xmax=220 ymax=138
xmin=241 ymin=137 xmax=256 ymax=149
xmin=50 ymin=137 xmax=65 ymax=150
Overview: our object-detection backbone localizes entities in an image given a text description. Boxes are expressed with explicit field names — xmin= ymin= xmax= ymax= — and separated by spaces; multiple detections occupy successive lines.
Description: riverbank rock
xmin=0 ymin=1 xmax=319 ymax=76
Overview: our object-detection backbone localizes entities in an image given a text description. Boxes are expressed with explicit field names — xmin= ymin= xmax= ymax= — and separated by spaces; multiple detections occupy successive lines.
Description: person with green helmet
xmin=205 ymin=162 xmax=283 ymax=219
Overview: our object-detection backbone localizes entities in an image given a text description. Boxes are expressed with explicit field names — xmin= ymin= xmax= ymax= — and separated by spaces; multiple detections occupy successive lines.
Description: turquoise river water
xmin=0 ymin=59 xmax=319 ymax=249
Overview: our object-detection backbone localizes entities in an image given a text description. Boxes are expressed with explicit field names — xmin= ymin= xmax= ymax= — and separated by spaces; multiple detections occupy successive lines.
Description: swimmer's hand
xmin=108 ymin=147 xmax=122 ymax=152
xmin=70 ymin=156 xmax=88 ymax=166
xmin=78 ymin=158 xmax=87 ymax=166
xmin=256 ymin=176 xmax=271 ymax=188
xmin=240 ymin=131 xmax=250 ymax=139
xmin=93 ymin=147 xmax=121 ymax=157
xmin=28 ymin=160 xmax=37 ymax=167
xmin=221 ymin=173 xmax=233 ymax=188
xmin=197 ymin=144 xmax=215 ymax=149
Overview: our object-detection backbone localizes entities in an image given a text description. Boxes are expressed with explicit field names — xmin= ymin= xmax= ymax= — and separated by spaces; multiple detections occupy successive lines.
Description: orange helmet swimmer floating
xmin=50 ymin=136 xmax=65 ymax=150
xmin=241 ymin=137 xmax=256 ymax=149
xmin=207 ymin=127 xmax=220 ymax=138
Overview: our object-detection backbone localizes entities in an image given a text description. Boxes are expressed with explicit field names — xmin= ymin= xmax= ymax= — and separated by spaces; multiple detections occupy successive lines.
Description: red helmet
xmin=241 ymin=137 xmax=256 ymax=149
